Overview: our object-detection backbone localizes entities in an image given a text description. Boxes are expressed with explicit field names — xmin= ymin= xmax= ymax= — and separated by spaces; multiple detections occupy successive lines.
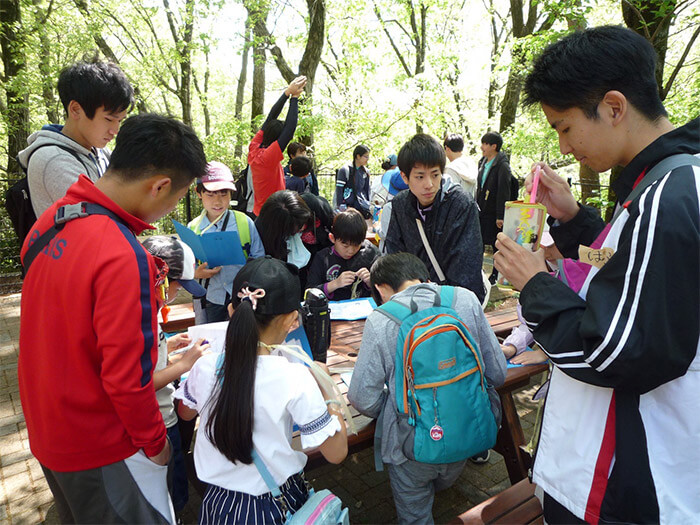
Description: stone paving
xmin=0 ymin=291 xmax=543 ymax=524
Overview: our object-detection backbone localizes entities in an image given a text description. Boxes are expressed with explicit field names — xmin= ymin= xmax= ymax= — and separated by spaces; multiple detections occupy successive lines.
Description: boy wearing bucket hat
xmin=188 ymin=161 xmax=265 ymax=323
xmin=142 ymin=235 xmax=211 ymax=513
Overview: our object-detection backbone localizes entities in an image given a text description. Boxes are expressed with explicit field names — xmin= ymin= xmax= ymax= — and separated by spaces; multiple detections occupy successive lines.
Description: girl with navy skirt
xmin=175 ymin=256 xmax=348 ymax=524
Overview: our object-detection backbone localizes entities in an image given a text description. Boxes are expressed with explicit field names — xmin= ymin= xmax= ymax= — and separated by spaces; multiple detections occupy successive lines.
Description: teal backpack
xmin=377 ymin=284 xmax=497 ymax=464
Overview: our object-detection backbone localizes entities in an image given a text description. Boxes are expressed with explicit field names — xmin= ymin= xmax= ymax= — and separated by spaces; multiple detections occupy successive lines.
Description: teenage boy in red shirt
xmin=18 ymin=114 xmax=207 ymax=524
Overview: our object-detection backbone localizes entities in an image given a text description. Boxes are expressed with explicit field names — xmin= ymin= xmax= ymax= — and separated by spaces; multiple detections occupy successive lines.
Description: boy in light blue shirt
xmin=188 ymin=161 xmax=265 ymax=323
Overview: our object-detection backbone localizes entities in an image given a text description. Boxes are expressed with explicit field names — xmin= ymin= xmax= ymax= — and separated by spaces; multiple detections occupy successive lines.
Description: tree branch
xmin=662 ymin=23 xmax=700 ymax=99
xmin=373 ymin=2 xmax=412 ymax=77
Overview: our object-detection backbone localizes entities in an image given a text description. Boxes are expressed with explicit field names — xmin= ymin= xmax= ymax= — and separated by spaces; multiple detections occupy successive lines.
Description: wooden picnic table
xmin=167 ymin=302 xmax=541 ymax=484
xmin=300 ymin=313 xmax=547 ymax=485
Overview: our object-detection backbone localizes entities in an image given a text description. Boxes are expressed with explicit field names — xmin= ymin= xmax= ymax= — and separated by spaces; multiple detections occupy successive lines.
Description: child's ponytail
xmin=205 ymin=299 xmax=271 ymax=464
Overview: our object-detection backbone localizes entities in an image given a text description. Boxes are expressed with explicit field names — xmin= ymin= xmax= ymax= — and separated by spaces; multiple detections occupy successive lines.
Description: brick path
xmin=0 ymin=291 xmax=542 ymax=524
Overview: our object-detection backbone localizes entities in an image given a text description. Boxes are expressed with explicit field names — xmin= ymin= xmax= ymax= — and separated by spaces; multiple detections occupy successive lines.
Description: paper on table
xmin=329 ymin=297 xmax=377 ymax=321
xmin=173 ymin=219 xmax=246 ymax=267
xmin=186 ymin=321 xmax=229 ymax=354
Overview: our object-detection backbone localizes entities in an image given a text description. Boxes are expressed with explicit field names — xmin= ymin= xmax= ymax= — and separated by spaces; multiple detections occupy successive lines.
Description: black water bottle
xmin=302 ymin=288 xmax=331 ymax=363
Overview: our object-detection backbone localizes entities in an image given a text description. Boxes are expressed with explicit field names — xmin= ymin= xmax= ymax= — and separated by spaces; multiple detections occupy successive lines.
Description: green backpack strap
xmin=232 ymin=210 xmax=251 ymax=258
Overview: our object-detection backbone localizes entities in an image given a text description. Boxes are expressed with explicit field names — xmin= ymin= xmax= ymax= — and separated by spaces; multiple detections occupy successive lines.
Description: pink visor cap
xmin=199 ymin=161 xmax=235 ymax=192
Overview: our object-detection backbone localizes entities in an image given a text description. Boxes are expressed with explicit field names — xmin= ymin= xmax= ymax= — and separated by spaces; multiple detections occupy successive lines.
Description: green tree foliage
xmin=0 ymin=0 xmax=697 ymax=271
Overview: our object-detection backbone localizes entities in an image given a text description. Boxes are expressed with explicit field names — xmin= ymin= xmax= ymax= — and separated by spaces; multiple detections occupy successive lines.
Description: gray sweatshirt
xmin=18 ymin=125 xmax=110 ymax=217
xmin=348 ymin=283 xmax=506 ymax=466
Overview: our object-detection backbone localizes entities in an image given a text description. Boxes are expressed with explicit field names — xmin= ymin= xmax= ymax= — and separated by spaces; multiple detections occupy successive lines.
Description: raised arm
xmin=261 ymin=94 xmax=290 ymax=130
xmin=275 ymin=77 xmax=307 ymax=151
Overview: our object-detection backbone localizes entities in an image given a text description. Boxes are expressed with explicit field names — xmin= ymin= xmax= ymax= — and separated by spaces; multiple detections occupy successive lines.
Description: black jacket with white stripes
xmin=520 ymin=117 xmax=700 ymax=523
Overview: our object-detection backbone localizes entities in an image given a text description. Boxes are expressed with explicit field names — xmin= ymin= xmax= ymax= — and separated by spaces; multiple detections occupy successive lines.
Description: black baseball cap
xmin=231 ymin=256 xmax=301 ymax=314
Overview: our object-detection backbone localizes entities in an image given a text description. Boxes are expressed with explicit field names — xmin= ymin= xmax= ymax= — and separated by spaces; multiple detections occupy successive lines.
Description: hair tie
xmin=237 ymin=287 xmax=266 ymax=310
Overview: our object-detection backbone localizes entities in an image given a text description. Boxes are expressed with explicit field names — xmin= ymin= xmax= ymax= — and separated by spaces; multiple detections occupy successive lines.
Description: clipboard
xmin=173 ymin=219 xmax=247 ymax=267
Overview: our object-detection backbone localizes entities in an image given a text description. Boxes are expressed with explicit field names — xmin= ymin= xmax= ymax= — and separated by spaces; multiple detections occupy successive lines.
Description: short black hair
xmin=481 ymin=132 xmax=503 ymax=151
xmin=397 ymin=134 xmax=446 ymax=177
xmin=331 ymin=208 xmax=366 ymax=245
xmin=523 ymin=25 xmax=667 ymax=121
xmin=370 ymin=253 xmax=429 ymax=303
xmin=443 ymin=134 xmax=464 ymax=152
xmin=261 ymin=119 xmax=284 ymax=148
xmin=108 ymin=114 xmax=207 ymax=191
xmin=287 ymin=141 xmax=306 ymax=158
xmin=290 ymin=156 xmax=313 ymax=178
xmin=57 ymin=58 xmax=134 ymax=119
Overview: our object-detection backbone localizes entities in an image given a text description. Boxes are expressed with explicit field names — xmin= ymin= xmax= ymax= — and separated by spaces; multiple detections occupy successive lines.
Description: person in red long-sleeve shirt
xmin=18 ymin=114 xmax=207 ymax=524
xmin=248 ymin=76 xmax=307 ymax=216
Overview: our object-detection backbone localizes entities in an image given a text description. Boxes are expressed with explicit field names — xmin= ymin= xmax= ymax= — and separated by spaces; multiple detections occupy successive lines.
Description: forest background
xmin=0 ymin=0 xmax=698 ymax=274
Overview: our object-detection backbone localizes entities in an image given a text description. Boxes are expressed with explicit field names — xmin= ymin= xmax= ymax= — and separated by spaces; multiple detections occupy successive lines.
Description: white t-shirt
xmin=174 ymin=352 xmax=341 ymax=495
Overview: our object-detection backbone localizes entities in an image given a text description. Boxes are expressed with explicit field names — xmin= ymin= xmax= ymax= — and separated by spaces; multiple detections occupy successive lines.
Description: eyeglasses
xmin=202 ymin=190 xmax=230 ymax=198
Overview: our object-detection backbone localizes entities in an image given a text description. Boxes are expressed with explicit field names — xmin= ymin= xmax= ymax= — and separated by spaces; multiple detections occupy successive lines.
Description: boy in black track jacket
xmin=495 ymin=26 xmax=700 ymax=524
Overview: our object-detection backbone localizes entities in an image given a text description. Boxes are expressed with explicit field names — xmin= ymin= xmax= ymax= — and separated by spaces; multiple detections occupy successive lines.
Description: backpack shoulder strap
xmin=232 ymin=210 xmax=251 ymax=257
xmin=376 ymin=300 xmax=412 ymax=325
xmin=23 ymin=202 xmax=125 ymax=275
xmin=188 ymin=211 xmax=207 ymax=234
xmin=612 ymin=153 xmax=700 ymax=224
xmin=23 ymin=143 xmax=91 ymax=175
xmin=438 ymin=285 xmax=455 ymax=310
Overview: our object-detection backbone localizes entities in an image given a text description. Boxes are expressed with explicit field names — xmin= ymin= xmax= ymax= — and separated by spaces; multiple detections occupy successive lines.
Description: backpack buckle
xmin=55 ymin=203 xmax=88 ymax=225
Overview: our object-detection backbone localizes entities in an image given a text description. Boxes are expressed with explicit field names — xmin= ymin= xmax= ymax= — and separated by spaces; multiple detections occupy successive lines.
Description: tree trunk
xmin=250 ymin=6 xmax=268 ymax=129
xmin=162 ymin=0 xmax=193 ymax=126
xmin=622 ymin=0 xmax=674 ymax=97
xmin=499 ymin=0 xmax=553 ymax=133
xmin=234 ymin=21 xmax=251 ymax=159
xmin=0 ymin=0 xmax=30 ymax=175
xmin=498 ymin=47 xmax=524 ymax=133
xmin=264 ymin=0 xmax=326 ymax=146
xmin=578 ymin=164 xmax=600 ymax=208
xmin=33 ymin=1 xmax=61 ymax=123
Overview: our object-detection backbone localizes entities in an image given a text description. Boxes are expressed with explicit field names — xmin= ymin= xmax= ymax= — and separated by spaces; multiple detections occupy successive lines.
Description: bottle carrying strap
xmin=415 ymin=218 xmax=446 ymax=282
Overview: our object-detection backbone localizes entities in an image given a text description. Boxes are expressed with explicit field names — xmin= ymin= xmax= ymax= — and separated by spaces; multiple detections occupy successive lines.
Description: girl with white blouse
xmin=175 ymin=256 xmax=347 ymax=524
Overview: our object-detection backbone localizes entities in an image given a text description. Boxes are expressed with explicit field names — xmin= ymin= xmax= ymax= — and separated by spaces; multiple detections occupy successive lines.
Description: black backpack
xmin=232 ymin=165 xmax=253 ymax=214
xmin=5 ymin=144 xmax=89 ymax=247
xmin=510 ymin=174 xmax=520 ymax=201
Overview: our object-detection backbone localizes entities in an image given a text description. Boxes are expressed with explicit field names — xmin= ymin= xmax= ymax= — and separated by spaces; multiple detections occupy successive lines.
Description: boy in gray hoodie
xmin=18 ymin=58 xmax=133 ymax=216
xmin=348 ymin=253 xmax=506 ymax=524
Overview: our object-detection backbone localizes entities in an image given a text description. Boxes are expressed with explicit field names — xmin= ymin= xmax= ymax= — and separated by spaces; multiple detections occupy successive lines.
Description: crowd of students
xmin=14 ymin=23 xmax=700 ymax=525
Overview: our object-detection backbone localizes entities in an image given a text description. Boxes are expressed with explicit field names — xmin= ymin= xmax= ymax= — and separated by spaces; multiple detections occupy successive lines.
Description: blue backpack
xmin=377 ymin=285 xmax=497 ymax=464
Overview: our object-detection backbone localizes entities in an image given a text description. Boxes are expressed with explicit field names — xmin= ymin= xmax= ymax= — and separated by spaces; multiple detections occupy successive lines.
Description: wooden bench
xmin=450 ymin=479 xmax=542 ymax=525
